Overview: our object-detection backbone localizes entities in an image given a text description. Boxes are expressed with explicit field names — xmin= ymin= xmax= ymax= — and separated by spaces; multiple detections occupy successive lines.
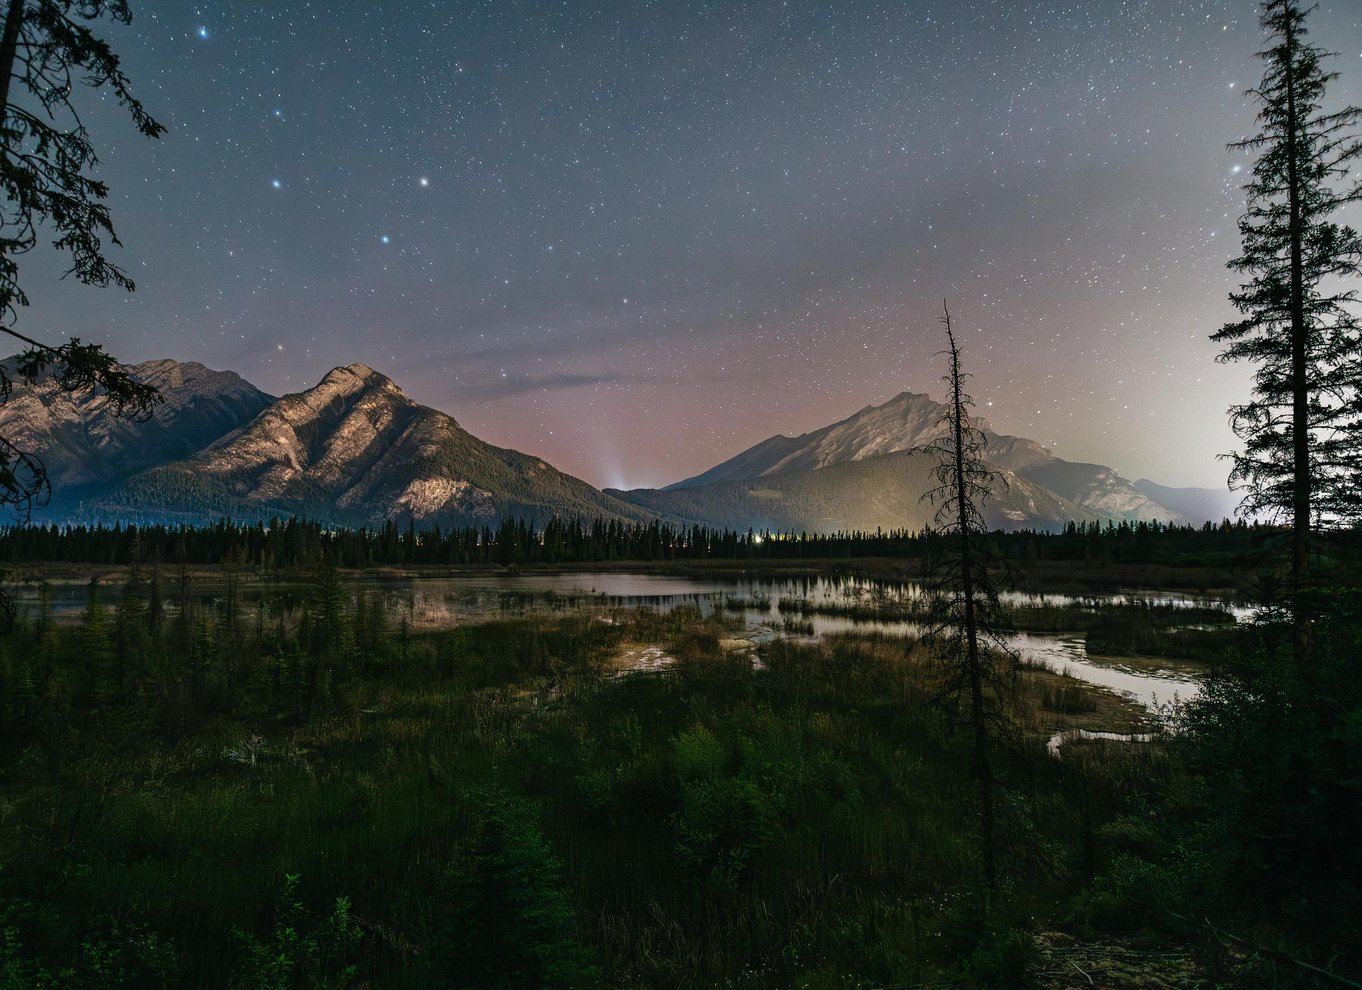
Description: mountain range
xmin=0 ymin=357 xmax=1239 ymax=532
xmin=609 ymin=391 xmax=1239 ymax=531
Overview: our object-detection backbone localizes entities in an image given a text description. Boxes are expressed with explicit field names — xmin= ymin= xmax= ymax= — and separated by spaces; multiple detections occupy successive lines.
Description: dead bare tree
xmin=919 ymin=301 xmax=1017 ymax=890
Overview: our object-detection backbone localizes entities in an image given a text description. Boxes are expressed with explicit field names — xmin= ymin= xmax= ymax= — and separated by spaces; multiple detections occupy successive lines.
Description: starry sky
xmin=16 ymin=0 xmax=1362 ymax=491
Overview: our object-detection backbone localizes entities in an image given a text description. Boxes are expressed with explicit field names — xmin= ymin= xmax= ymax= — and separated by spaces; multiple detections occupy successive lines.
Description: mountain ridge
xmin=0 ymin=357 xmax=653 ymax=528
xmin=89 ymin=361 xmax=654 ymax=528
xmin=0 ymin=357 xmax=1239 ymax=532
xmin=628 ymin=390 xmax=1239 ymax=531
xmin=613 ymin=448 xmax=1099 ymax=534
xmin=0 ymin=356 xmax=275 ymax=498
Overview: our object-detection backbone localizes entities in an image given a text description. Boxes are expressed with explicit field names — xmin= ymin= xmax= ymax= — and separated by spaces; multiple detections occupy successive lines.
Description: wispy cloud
xmin=453 ymin=370 xmax=641 ymax=401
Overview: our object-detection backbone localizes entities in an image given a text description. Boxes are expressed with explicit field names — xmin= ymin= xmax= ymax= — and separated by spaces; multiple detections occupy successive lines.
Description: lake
xmin=12 ymin=569 xmax=1221 ymax=710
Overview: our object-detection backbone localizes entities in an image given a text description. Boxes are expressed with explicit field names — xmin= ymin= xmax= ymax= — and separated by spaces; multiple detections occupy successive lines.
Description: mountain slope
xmin=2 ymin=357 xmax=1234 ymax=533
xmin=0 ymin=357 xmax=274 ymax=497
xmin=1132 ymin=479 xmax=1242 ymax=524
xmin=637 ymin=391 xmax=1230 ymax=531
xmin=667 ymin=392 xmax=950 ymax=490
xmin=90 ymin=364 xmax=653 ymax=528
xmin=615 ymin=449 xmax=1097 ymax=534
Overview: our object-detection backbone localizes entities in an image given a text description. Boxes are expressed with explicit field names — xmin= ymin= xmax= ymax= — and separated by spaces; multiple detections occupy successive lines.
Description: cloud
xmin=452 ymin=370 xmax=641 ymax=400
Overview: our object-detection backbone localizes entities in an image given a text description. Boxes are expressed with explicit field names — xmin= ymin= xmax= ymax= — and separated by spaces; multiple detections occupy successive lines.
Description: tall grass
xmin=0 ymin=577 xmax=1178 ymax=987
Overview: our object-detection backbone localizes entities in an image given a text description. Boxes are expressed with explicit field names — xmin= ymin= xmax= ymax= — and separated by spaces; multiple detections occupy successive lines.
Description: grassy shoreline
xmin=1 ymin=553 xmax=1249 ymax=596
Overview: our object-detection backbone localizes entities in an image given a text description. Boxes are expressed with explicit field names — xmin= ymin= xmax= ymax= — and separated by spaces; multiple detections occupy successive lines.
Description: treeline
xmin=0 ymin=514 xmax=1282 ymax=568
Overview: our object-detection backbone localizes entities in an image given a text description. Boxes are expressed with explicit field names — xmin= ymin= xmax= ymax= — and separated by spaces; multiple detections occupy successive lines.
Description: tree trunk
xmin=1283 ymin=8 xmax=1312 ymax=662
xmin=944 ymin=304 xmax=997 ymax=889
xmin=0 ymin=0 xmax=22 ymax=118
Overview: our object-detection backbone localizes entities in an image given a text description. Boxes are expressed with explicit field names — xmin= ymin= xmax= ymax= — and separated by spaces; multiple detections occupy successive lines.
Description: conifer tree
xmin=0 ymin=0 xmax=164 ymax=520
xmin=1212 ymin=0 xmax=1362 ymax=628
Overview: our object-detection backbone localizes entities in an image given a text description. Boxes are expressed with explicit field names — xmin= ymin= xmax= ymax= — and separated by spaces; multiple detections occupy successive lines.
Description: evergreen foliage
xmin=0 ymin=0 xmax=164 ymax=520
xmin=1212 ymin=0 xmax=1362 ymax=567
xmin=1139 ymin=7 xmax=1362 ymax=974
xmin=232 ymin=874 xmax=361 ymax=990
xmin=0 ymin=512 xmax=1276 ymax=570
xmin=440 ymin=796 xmax=600 ymax=988
xmin=0 ymin=575 xmax=1190 ymax=986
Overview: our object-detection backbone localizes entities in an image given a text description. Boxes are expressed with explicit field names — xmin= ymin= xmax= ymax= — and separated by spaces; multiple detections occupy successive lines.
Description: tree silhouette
xmin=0 ymin=0 xmax=164 ymax=521
xmin=919 ymin=302 xmax=1016 ymax=889
xmin=1212 ymin=0 xmax=1362 ymax=654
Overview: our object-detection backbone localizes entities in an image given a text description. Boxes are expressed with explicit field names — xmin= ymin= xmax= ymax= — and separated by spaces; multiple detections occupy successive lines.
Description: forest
xmin=0 ymin=514 xmax=1276 ymax=571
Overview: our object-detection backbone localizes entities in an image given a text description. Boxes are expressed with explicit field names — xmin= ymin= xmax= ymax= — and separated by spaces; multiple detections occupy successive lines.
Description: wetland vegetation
xmin=0 ymin=520 xmax=1353 ymax=987
xmin=0 ymin=568 xmax=1155 ymax=987
xmin=0 ymin=521 xmax=1354 ymax=987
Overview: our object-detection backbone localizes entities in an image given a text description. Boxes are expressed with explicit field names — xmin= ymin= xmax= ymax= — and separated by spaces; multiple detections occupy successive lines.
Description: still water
xmin=14 ymin=570 xmax=1217 ymax=710
xmin=380 ymin=572 xmax=1208 ymax=709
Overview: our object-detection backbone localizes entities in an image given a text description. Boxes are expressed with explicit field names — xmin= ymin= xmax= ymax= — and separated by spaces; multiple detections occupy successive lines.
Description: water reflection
xmin=11 ymin=570 xmax=1214 ymax=709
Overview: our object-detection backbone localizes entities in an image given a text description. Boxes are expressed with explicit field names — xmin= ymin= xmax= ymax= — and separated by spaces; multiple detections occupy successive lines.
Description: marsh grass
xmin=0 ymin=580 xmax=1178 ymax=987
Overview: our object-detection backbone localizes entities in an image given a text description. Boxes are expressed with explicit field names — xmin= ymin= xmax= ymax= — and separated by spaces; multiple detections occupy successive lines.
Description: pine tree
xmin=0 ymin=1 xmax=165 ymax=520
xmin=1212 ymin=0 xmax=1362 ymax=632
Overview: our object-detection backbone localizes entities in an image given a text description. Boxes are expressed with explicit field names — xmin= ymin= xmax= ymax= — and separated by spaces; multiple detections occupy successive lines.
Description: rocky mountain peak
xmin=656 ymin=386 xmax=1218 ymax=527
xmin=339 ymin=361 xmax=397 ymax=386
xmin=669 ymin=388 xmax=968 ymax=489
xmin=86 ymin=361 xmax=652 ymax=528
xmin=279 ymin=363 xmax=407 ymax=423
xmin=127 ymin=358 xmax=265 ymax=399
xmin=0 ymin=355 xmax=275 ymax=494
xmin=316 ymin=362 xmax=394 ymax=393
xmin=130 ymin=358 xmax=188 ymax=386
xmin=877 ymin=389 xmax=997 ymax=434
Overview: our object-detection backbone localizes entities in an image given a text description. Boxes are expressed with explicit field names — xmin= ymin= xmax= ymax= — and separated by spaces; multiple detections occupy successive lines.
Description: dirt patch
xmin=1033 ymin=934 xmax=1208 ymax=988
xmin=609 ymin=643 xmax=677 ymax=677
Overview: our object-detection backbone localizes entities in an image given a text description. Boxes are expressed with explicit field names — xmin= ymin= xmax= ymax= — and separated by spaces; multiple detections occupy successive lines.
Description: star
xmin=24 ymin=0 xmax=1362 ymax=494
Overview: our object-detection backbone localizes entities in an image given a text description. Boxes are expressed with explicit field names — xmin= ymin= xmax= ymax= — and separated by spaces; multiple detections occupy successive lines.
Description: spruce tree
xmin=1212 ymin=0 xmax=1362 ymax=626
xmin=1184 ymin=3 xmax=1362 ymax=946
xmin=0 ymin=1 xmax=165 ymax=519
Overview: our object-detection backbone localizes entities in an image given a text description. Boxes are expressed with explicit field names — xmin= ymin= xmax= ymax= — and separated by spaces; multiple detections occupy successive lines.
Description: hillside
xmin=87 ymin=364 xmax=655 ymax=528
xmin=614 ymin=449 xmax=1098 ymax=533
xmin=642 ymin=391 xmax=1219 ymax=531
xmin=0 ymin=357 xmax=274 ymax=501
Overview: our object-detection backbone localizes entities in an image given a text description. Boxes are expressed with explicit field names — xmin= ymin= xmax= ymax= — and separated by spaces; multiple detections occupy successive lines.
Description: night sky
xmin=17 ymin=0 xmax=1362 ymax=491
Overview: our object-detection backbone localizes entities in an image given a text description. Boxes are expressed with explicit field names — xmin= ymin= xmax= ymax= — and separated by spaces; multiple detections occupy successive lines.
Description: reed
xmin=0 ymin=574 xmax=1195 ymax=987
